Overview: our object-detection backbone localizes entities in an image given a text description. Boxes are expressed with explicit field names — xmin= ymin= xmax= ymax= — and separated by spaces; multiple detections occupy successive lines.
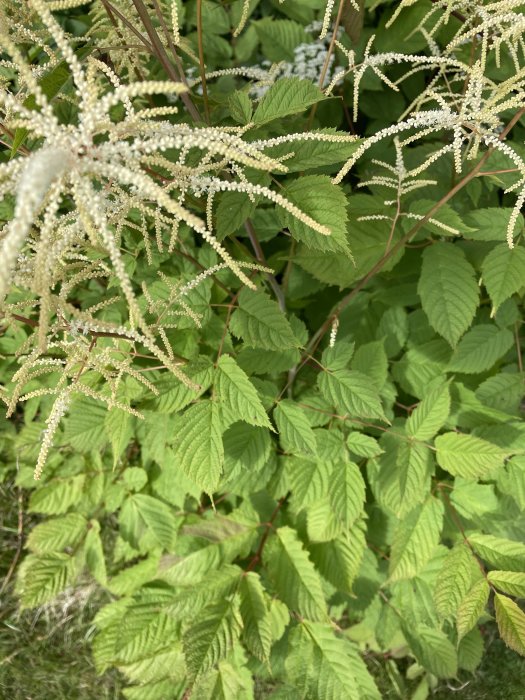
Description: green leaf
xmin=215 ymin=190 xmax=257 ymax=241
xmin=143 ymin=357 xmax=214 ymax=413
xmin=105 ymin=408 xmax=133 ymax=466
xmin=457 ymin=579 xmax=490 ymax=641
xmin=62 ymin=398 xmax=107 ymax=452
xmin=29 ymin=475 xmax=85 ymax=515
xmin=371 ymin=434 xmax=434 ymax=518
xmin=318 ymin=369 xmax=386 ymax=421
xmin=434 ymin=544 xmax=481 ymax=620
xmin=487 ymin=571 xmax=525 ymax=598
xmin=418 ymin=243 xmax=479 ymax=346
xmin=435 ymin=432 xmax=511 ymax=478
xmin=215 ymin=355 xmax=271 ymax=429
xmin=388 ymin=498 xmax=443 ymax=581
xmin=469 ymin=534 xmax=525 ymax=571
xmin=494 ymin=594 xmax=525 ymax=656
xmin=346 ymin=432 xmax=383 ymax=458
xmin=121 ymin=467 xmax=148 ymax=492
xmin=404 ymin=625 xmax=458 ymax=678
xmin=301 ymin=621 xmax=361 ymax=700
xmin=26 ymin=513 xmax=87 ymax=553
xmin=321 ymin=341 xmax=355 ymax=372
xmin=447 ymin=324 xmax=514 ymax=374
xmin=476 ymin=373 xmax=524 ymax=414
xmin=263 ymin=129 xmax=362 ymax=172
xmin=464 ymin=208 xmax=524 ymax=241
xmin=230 ymin=289 xmax=299 ymax=351
xmin=85 ymin=522 xmax=107 ymax=586
xmin=306 ymin=498 xmax=344 ymax=542
xmin=253 ymin=18 xmax=307 ymax=62
xmin=253 ymin=77 xmax=325 ymax=125
xmin=279 ymin=175 xmax=349 ymax=253
xmin=228 ymin=90 xmax=253 ymax=124
xmin=183 ymin=599 xmax=243 ymax=682
xmin=481 ymin=244 xmax=525 ymax=312
xmin=172 ymin=400 xmax=224 ymax=494
xmin=264 ymin=526 xmax=327 ymax=621
xmin=458 ymin=628 xmax=484 ymax=672
xmin=223 ymin=422 xmax=272 ymax=473
xmin=120 ymin=494 xmax=178 ymax=550
xmin=309 ymin=523 xmax=366 ymax=594
xmin=406 ymin=380 xmax=450 ymax=441
xmin=274 ymin=399 xmax=317 ymax=456
xmin=351 ymin=340 xmax=389 ymax=390
xmin=239 ymin=572 xmax=274 ymax=662
xmin=328 ymin=461 xmax=366 ymax=528
xmin=16 ymin=553 xmax=81 ymax=608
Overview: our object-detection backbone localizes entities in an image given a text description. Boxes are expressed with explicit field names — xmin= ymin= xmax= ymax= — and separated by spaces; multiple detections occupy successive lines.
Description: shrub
xmin=1 ymin=0 xmax=525 ymax=697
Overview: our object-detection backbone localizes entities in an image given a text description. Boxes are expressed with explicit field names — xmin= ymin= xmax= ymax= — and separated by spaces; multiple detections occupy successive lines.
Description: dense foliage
xmin=1 ymin=0 xmax=525 ymax=697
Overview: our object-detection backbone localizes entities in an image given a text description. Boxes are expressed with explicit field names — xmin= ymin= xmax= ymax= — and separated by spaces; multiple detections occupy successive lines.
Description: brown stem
xmin=244 ymin=220 xmax=286 ymax=312
xmin=196 ymin=0 xmax=210 ymax=124
xmin=130 ymin=0 xmax=202 ymax=122
xmin=245 ymin=496 xmax=287 ymax=573
xmin=284 ymin=106 xmax=525 ymax=396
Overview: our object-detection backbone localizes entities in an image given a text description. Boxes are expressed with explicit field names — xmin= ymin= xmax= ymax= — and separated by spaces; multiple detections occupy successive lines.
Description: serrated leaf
xmin=309 ymin=523 xmax=366 ymax=594
xmin=494 ymin=594 xmax=525 ymax=656
xmin=346 ymin=432 xmax=383 ymax=458
xmin=85 ymin=522 xmax=107 ymax=585
xmin=223 ymin=422 xmax=271 ymax=473
xmin=404 ymin=625 xmax=458 ymax=678
xmin=230 ymin=289 xmax=299 ymax=351
xmin=464 ymin=208 xmax=524 ymax=242
xmin=372 ymin=434 xmax=433 ymax=518
xmin=306 ymin=498 xmax=343 ymax=542
xmin=26 ymin=513 xmax=87 ymax=554
xmin=172 ymin=400 xmax=224 ymax=494
xmin=457 ymin=579 xmax=490 ymax=641
xmin=264 ymin=526 xmax=327 ymax=621
xmin=16 ymin=553 xmax=81 ymax=608
xmin=418 ymin=243 xmax=479 ymax=346
xmin=487 ymin=571 xmax=525 ymax=597
xmin=29 ymin=475 xmax=85 ymax=515
xmin=328 ymin=461 xmax=366 ymax=528
xmin=321 ymin=341 xmax=355 ymax=371
xmin=318 ymin=368 xmax=386 ymax=421
xmin=434 ymin=544 xmax=480 ymax=620
xmin=264 ymin=129 xmax=362 ymax=172
xmin=143 ymin=357 xmax=213 ymax=413
xmin=406 ymin=380 xmax=450 ymax=441
xmin=239 ymin=572 xmax=273 ymax=662
xmin=253 ymin=18 xmax=307 ymax=62
xmin=476 ymin=373 xmax=524 ymax=414
xmin=120 ymin=494 xmax=177 ymax=550
xmin=468 ymin=534 xmax=525 ymax=571
xmin=389 ymin=498 xmax=443 ymax=581
xmin=279 ymin=175 xmax=349 ymax=253
xmin=183 ymin=599 xmax=243 ymax=682
xmin=62 ymin=398 xmax=107 ymax=452
xmin=447 ymin=324 xmax=514 ymax=374
xmin=253 ymin=77 xmax=325 ymax=125
xmin=435 ymin=432 xmax=511 ymax=478
xmin=274 ymin=400 xmax=317 ymax=456
xmin=302 ymin=621 xmax=361 ymax=700
xmin=351 ymin=340 xmax=389 ymax=391
xmin=105 ymin=408 xmax=133 ymax=465
xmin=481 ymin=244 xmax=525 ymax=311
xmin=458 ymin=627 xmax=484 ymax=672
xmin=216 ymin=355 xmax=271 ymax=428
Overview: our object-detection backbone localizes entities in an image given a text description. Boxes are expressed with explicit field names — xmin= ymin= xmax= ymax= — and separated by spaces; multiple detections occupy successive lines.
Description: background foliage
xmin=1 ymin=0 xmax=525 ymax=698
